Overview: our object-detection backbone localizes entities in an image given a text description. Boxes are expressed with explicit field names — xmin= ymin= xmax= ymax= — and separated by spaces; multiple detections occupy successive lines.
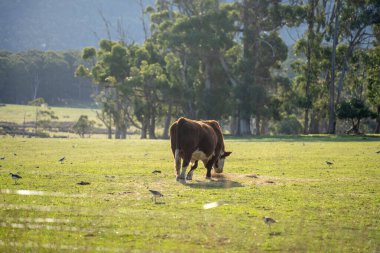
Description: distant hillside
xmin=0 ymin=0 xmax=154 ymax=52
xmin=0 ymin=0 xmax=302 ymax=52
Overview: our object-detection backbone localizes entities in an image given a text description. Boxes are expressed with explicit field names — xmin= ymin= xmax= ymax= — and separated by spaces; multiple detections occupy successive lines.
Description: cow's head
xmin=213 ymin=151 xmax=232 ymax=173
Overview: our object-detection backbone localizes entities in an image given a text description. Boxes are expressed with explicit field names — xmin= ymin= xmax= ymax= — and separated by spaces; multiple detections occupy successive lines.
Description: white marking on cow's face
xmin=191 ymin=149 xmax=212 ymax=163
xmin=214 ymin=157 xmax=225 ymax=173
xmin=213 ymin=151 xmax=231 ymax=173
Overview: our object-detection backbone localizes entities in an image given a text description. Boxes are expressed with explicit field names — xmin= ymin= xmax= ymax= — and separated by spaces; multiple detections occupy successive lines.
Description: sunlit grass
xmin=0 ymin=136 xmax=379 ymax=252
xmin=0 ymin=104 xmax=102 ymax=126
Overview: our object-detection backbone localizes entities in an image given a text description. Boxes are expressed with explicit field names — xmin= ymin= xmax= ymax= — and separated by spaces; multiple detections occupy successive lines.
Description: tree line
xmin=1 ymin=0 xmax=379 ymax=138
xmin=76 ymin=0 xmax=379 ymax=138
xmin=0 ymin=50 xmax=95 ymax=106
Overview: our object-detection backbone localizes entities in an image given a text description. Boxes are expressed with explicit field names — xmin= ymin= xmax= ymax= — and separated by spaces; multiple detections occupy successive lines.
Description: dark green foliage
xmin=73 ymin=115 xmax=95 ymax=138
xmin=275 ymin=115 xmax=303 ymax=135
xmin=82 ymin=47 xmax=96 ymax=60
xmin=0 ymin=50 xmax=94 ymax=106
xmin=337 ymin=98 xmax=375 ymax=134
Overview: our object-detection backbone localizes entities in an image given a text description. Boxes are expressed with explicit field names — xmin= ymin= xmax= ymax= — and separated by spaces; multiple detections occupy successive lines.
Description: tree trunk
xmin=234 ymin=105 xmax=241 ymax=136
xmin=304 ymin=0 xmax=315 ymax=135
xmin=119 ymin=110 xmax=127 ymax=139
xmin=148 ymin=114 xmax=156 ymax=139
xmin=309 ymin=109 xmax=319 ymax=134
xmin=239 ymin=117 xmax=251 ymax=136
xmin=107 ymin=127 xmax=112 ymax=139
xmin=120 ymin=126 xmax=127 ymax=139
xmin=114 ymin=126 xmax=121 ymax=139
xmin=107 ymin=114 xmax=112 ymax=139
xmin=140 ymin=118 xmax=148 ymax=139
xmin=255 ymin=114 xmax=260 ymax=136
xmin=304 ymin=108 xmax=309 ymax=134
xmin=328 ymin=0 xmax=341 ymax=134
xmin=260 ymin=118 xmax=268 ymax=135
xmin=162 ymin=103 xmax=172 ymax=139
xmin=33 ymin=73 xmax=40 ymax=100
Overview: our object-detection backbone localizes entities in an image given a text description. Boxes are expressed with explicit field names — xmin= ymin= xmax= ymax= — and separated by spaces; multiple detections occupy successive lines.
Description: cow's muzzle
xmin=214 ymin=167 xmax=223 ymax=173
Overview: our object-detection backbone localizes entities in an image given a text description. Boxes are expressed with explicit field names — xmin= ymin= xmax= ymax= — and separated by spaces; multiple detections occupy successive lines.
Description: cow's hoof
xmin=176 ymin=176 xmax=186 ymax=183
xmin=186 ymin=171 xmax=193 ymax=180
xmin=205 ymin=176 xmax=211 ymax=180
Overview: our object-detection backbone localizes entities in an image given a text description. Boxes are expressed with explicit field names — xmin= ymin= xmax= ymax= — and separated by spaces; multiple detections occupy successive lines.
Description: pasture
xmin=0 ymin=104 xmax=102 ymax=125
xmin=0 ymin=136 xmax=379 ymax=252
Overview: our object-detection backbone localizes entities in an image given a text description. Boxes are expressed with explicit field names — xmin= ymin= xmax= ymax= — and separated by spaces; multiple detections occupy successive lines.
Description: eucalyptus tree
xmin=77 ymin=40 xmax=131 ymax=139
xmin=337 ymin=98 xmax=375 ymax=134
xmin=232 ymin=0 xmax=301 ymax=135
xmin=365 ymin=26 xmax=380 ymax=133
xmin=123 ymin=41 xmax=170 ymax=139
xmin=148 ymin=0 xmax=235 ymax=121
xmin=292 ymin=0 xmax=328 ymax=134
xmin=327 ymin=0 xmax=379 ymax=134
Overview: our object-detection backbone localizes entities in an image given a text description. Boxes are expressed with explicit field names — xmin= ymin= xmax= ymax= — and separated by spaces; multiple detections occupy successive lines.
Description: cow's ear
xmin=223 ymin=151 xmax=232 ymax=158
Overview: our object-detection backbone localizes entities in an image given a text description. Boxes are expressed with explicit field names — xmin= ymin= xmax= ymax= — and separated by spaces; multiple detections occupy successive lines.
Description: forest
xmin=1 ymin=0 xmax=379 ymax=138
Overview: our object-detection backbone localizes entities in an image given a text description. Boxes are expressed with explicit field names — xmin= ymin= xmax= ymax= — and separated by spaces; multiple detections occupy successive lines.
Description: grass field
xmin=0 ymin=104 xmax=103 ymax=126
xmin=0 ymin=136 xmax=379 ymax=252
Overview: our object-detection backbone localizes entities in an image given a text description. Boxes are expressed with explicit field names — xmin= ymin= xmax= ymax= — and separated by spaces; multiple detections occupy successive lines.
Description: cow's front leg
xmin=186 ymin=161 xmax=198 ymax=180
xmin=205 ymin=160 xmax=214 ymax=179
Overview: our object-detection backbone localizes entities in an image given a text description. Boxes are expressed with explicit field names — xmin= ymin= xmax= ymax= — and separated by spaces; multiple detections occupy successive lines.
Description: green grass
xmin=0 ymin=137 xmax=379 ymax=252
xmin=0 ymin=104 xmax=102 ymax=126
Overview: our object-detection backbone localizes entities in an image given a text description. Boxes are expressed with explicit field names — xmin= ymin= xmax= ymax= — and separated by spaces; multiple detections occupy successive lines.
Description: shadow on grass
xmin=269 ymin=231 xmax=282 ymax=236
xmin=184 ymin=174 xmax=244 ymax=189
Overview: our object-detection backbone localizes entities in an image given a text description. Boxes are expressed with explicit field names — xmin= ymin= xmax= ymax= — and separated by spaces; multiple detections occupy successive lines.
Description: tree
xmin=77 ymin=40 xmax=131 ymax=139
xmin=327 ymin=0 xmax=379 ymax=134
xmin=233 ymin=0 xmax=299 ymax=135
xmin=366 ymin=38 xmax=380 ymax=133
xmin=73 ymin=115 xmax=95 ymax=138
xmin=337 ymin=98 xmax=375 ymax=134
xmin=0 ymin=49 xmax=94 ymax=106
xmin=149 ymin=0 xmax=235 ymax=121
xmin=28 ymin=97 xmax=46 ymax=134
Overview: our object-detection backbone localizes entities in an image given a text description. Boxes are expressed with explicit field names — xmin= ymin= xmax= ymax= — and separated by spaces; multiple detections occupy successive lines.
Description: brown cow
xmin=169 ymin=117 xmax=231 ymax=181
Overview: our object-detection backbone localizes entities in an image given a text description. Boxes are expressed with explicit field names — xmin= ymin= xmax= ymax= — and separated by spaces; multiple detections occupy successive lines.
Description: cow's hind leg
xmin=177 ymin=154 xmax=191 ymax=181
xmin=174 ymin=149 xmax=181 ymax=177
xmin=186 ymin=160 xmax=198 ymax=180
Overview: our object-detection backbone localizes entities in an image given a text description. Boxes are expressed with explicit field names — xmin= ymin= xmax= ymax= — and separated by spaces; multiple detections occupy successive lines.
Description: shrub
xmin=73 ymin=115 xmax=95 ymax=138
xmin=276 ymin=115 xmax=303 ymax=134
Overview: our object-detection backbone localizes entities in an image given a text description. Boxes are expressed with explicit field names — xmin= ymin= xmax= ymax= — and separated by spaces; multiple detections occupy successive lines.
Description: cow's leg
xmin=177 ymin=154 xmax=191 ymax=181
xmin=174 ymin=149 xmax=181 ymax=177
xmin=186 ymin=160 xmax=198 ymax=180
xmin=205 ymin=160 xmax=213 ymax=179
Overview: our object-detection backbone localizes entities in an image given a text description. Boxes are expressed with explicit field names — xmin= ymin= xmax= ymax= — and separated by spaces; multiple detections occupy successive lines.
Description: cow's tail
xmin=174 ymin=117 xmax=186 ymax=172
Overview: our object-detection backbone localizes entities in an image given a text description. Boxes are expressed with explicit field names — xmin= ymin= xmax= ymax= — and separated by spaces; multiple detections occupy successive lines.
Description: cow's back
xmin=170 ymin=117 xmax=217 ymax=157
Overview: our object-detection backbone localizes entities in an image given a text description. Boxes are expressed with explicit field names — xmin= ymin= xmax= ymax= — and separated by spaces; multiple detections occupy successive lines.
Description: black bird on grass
xmin=152 ymin=170 xmax=162 ymax=174
xmin=149 ymin=189 xmax=163 ymax=203
xmin=263 ymin=216 xmax=277 ymax=228
xmin=325 ymin=161 xmax=334 ymax=166
xmin=77 ymin=181 xmax=90 ymax=185
xmin=376 ymin=150 xmax=380 ymax=154
xmin=59 ymin=156 xmax=65 ymax=163
xmin=9 ymin=173 xmax=22 ymax=184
